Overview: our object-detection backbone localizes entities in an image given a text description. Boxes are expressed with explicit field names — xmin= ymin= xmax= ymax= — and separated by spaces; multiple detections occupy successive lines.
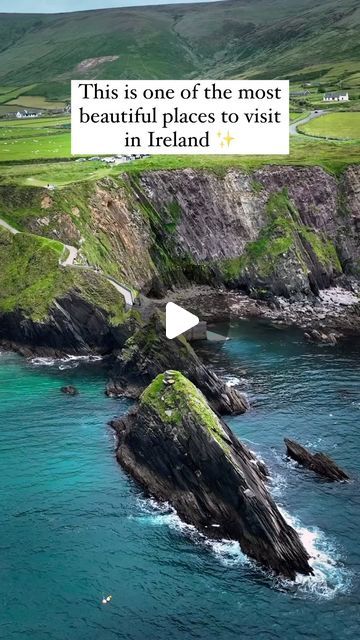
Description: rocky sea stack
xmin=113 ymin=370 xmax=313 ymax=580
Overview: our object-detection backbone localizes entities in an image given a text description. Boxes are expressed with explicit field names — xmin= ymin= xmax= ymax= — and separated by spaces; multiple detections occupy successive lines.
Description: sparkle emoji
xmin=223 ymin=131 xmax=235 ymax=147
xmin=217 ymin=131 xmax=236 ymax=148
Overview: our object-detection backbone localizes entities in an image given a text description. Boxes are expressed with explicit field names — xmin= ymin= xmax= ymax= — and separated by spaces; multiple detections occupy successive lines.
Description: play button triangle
xmin=166 ymin=302 xmax=199 ymax=340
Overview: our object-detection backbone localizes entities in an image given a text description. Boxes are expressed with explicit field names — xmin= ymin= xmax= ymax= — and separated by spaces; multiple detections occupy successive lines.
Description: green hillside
xmin=0 ymin=0 xmax=359 ymax=101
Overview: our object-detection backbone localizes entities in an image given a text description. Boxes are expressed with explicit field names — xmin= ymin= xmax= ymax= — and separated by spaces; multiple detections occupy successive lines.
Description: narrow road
xmin=0 ymin=217 xmax=19 ymax=235
xmin=290 ymin=110 xmax=326 ymax=136
xmin=0 ymin=215 xmax=134 ymax=306
xmin=60 ymin=244 xmax=78 ymax=267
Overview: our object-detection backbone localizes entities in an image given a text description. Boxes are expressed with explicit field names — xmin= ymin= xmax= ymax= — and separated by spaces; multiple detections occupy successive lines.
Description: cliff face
xmin=108 ymin=312 xmax=249 ymax=415
xmin=136 ymin=165 xmax=360 ymax=297
xmin=0 ymin=225 xmax=136 ymax=355
xmin=0 ymin=290 xmax=134 ymax=356
xmin=1 ymin=164 xmax=359 ymax=351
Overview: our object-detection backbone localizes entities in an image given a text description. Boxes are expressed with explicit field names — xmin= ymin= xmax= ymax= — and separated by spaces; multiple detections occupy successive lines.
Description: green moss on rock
xmin=140 ymin=370 xmax=229 ymax=450
xmin=301 ymin=229 xmax=342 ymax=271
xmin=71 ymin=270 xmax=129 ymax=327
xmin=219 ymin=188 xmax=342 ymax=284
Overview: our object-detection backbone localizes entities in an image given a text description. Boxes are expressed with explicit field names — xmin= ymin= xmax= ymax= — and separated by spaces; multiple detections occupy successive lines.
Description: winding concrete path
xmin=290 ymin=110 xmax=326 ymax=136
xmin=0 ymin=215 xmax=134 ymax=306
xmin=0 ymin=217 xmax=19 ymax=235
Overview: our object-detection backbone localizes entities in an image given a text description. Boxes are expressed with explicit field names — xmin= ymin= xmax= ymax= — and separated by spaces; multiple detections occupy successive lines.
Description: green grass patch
xmin=0 ymin=85 xmax=36 ymax=105
xmin=118 ymin=137 xmax=360 ymax=176
xmin=71 ymin=269 xmax=127 ymax=326
xmin=0 ymin=131 xmax=70 ymax=162
xmin=6 ymin=96 xmax=66 ymax=110
xmin=0 ymin=226 xmax=129 ymax=324
xmin=290 ymin=111 xmax=310 ymax=122
xmin=0 ymin=228 xmax=72 ymax=320
xmin=0 ymin=160 xmax=112 ymax=188
xmin=298 ymin=112 xmax=360 ymax=141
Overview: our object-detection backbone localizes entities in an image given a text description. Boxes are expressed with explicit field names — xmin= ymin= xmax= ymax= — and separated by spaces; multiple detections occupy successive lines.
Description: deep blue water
xmin=0 ymin=322 xmax=359 ymax=640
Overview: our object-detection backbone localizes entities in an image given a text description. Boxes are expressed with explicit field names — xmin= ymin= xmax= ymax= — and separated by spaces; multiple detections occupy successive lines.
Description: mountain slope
xmin=0 ymin=0 xmax=359 ymax=99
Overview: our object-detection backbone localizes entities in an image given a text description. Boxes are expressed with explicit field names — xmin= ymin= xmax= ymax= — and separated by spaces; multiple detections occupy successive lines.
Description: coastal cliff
xmin=0 ymin=226 xmax=135 ymax=355
xmin=0 ymin=164 xmax=359 ymax=352
xmin=7 ymin=165 xmax=358 ymax=300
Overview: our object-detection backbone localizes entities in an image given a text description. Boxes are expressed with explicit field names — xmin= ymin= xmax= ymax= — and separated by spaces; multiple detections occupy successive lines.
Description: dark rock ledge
xmin=285 ymin=439 xmax=350 ymax=482
xmin=107 ymin=311 xmax=248 ymax=416
xmin=112 ymin=370 xmax=313 ymax=580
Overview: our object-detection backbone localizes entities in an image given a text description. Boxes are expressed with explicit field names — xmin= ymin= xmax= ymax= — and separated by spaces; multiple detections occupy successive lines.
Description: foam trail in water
xmin=135 ymin=498 xmax=250 ymax=567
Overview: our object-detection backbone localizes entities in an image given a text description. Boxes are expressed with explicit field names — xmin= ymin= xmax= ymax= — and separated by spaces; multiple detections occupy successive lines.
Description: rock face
xmin=132 ymin=166 xmax=360 ymax=297
xmin=304 ymin=329 xmax=338 ymax=345
xmin=108 ymin=312 xmax=249 ymax=415
xmin=285 ymin=439 xmax=349 ymax=481
xmin=113 ymin=371 xmax=313 ymax=579
xmin=0 ymin=291 xmax=135 ymax=357
xmin=2 ymin=166 xmax=360 ymax=353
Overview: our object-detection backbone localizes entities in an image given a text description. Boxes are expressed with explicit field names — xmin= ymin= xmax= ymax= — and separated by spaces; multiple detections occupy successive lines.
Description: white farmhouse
xmin=323 ymin=91 xmax=349 ymax=102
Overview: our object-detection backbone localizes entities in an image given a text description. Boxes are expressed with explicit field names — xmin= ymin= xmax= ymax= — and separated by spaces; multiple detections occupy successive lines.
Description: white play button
xmin=166 ymin=302 xmax=199 ymax=340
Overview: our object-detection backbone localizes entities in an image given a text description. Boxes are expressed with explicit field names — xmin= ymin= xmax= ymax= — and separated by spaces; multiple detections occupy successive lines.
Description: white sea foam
xmin=269 ymin=472 xmax=288 ymax=498
xmin=135 ymin=497 xmax=350 ymax=599
xmin=279 ymin=508 xmax=351 ymax=599
xmin=224 ymin=375 xmax=241 ymax=387
xmin=30 ymin=354 xmax=103 ymax=369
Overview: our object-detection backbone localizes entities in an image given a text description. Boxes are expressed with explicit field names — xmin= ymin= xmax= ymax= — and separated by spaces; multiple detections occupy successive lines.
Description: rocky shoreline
xmin=161 ymin=283 xmax=360 ymax=341
xmin=1 ymin=282 xmax=359 ymax=360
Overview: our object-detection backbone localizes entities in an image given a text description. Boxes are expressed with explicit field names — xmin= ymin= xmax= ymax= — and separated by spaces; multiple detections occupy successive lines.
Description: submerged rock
xmin=285 ymin=439 xmax=349 ymax=482
xmin=108 ymin=312 xmax=248 ymax=415
xmin=113 ymin=370 xmax=313 ymax=579
xmin=61 ymin=385 xmax=79 ymax=396
xmin=304 ymin=329 xmax=338 ymax=345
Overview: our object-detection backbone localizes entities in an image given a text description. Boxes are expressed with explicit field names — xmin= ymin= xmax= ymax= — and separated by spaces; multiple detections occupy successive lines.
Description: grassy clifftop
xmin=0 ymin=227 xmax=71 ymax=320
xmin=0 ymin=227 xmax=128 ymax=324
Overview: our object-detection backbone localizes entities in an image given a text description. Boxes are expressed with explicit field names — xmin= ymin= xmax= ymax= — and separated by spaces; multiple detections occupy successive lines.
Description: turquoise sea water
xmin=0 ymin=321 xmax=359 ymax=640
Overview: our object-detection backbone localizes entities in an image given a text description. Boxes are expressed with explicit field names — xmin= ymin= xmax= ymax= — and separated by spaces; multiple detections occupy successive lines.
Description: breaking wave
xmin=134 ymin=497 xmax=351 ymax=599
xmin=280 ymin=509 xmax=352 ymax=599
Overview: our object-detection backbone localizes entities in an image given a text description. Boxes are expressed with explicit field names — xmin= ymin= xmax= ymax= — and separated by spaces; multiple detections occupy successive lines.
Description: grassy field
xmin=0 ymin=116 xmax=69 ymax=129
xmin=0 ymin=132 xmax=70 ymax=161
xmin=290 ymin=111 xmax=310 ymax=122
xmin=0 ymin=85 xmax=36 ymax=105
xmin=6 ymin=96 xmax=66 ymax=110
xmin=0 ymin=116 xmax=70 ymax=161
xmin=298 ymin=112 xmax=360 ymax=140
xmin=0 ymin=160 xmax=114 ymax=187
xmin=0 ymin=136 xmax=359 ymax=189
